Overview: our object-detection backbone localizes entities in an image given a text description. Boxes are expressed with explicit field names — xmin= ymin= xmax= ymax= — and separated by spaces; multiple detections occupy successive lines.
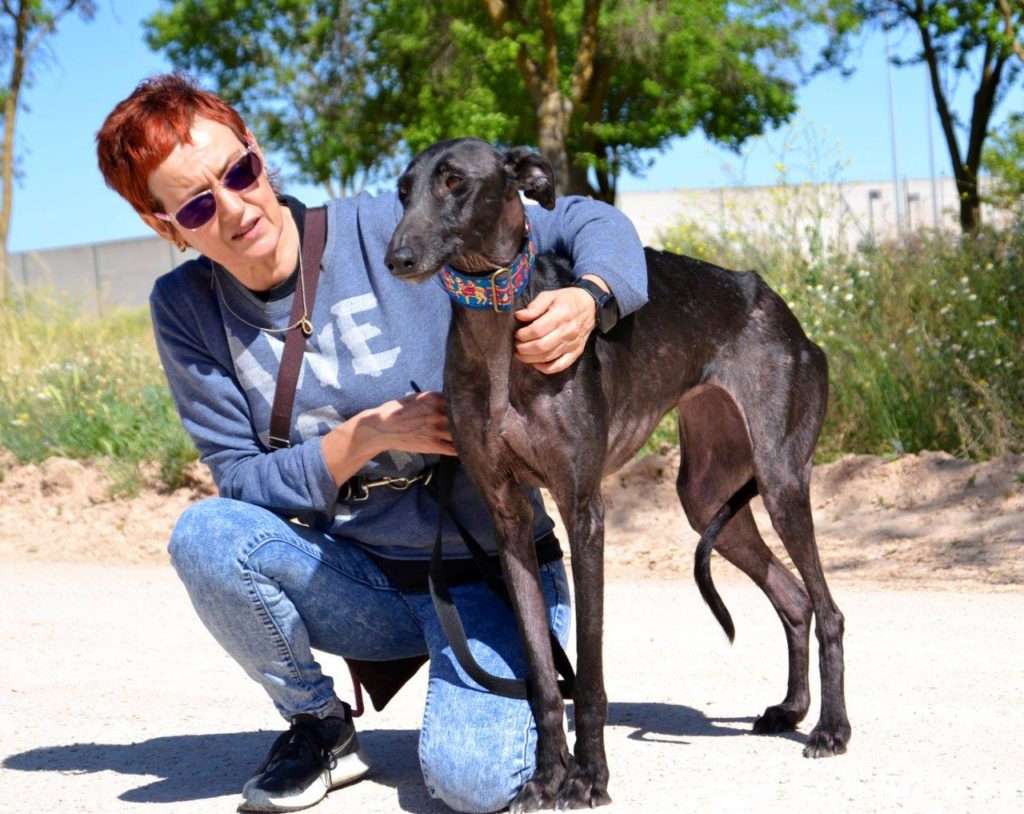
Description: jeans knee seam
xmin=240 ymin=568 xmax=323 ymax=699
xmin=238 ymin=536 xmax=340 ymax=701
xmin=242 ymin=533 xmax=397 ymax=594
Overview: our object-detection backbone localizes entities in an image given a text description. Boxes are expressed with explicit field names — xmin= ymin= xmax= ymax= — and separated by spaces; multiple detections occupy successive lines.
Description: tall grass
xmin=0 ymin=291 xmax=196 ymax=493
xmin=660 ymin=203 xmax=1023 ymax=460
xmin=3 ymin=172 xmax=1021 ymax=491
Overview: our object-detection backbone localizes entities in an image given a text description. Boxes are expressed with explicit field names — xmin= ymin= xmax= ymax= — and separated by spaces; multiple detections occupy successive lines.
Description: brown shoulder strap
xmin=269 ymin=206 xmax=328 ymax=450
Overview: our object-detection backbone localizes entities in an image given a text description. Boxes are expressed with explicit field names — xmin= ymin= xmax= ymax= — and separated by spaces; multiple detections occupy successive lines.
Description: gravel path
xmin=2 ymin=562 xmax=1022 ymax=813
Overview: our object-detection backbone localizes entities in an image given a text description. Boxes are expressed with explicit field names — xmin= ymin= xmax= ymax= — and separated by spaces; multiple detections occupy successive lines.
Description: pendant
xmin=300 ymin=315 xmax=314 ymax=337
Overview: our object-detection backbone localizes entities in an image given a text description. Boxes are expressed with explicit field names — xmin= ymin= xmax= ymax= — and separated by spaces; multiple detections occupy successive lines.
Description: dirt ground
xmin=2 ymin=448 xmax=1022 ymax=591
xmin=2 ymin=450 xmax=1023 ymax=814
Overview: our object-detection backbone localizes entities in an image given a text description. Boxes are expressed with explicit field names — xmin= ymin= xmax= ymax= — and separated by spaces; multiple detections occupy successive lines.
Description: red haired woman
xmin=97 ymin=73 xmax=646 ymax=813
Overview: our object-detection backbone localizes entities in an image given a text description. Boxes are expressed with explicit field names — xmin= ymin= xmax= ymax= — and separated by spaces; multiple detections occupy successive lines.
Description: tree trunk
xmin=566 ymin=163 xmax=594 ymax=198
xmin=482 ymin=0 xmax=603 ymax=199
xmin=536 ymin=89 xmax=572 ymax=197
xmin=915 ymin=4 xmax=1009 ymax=233
xmin=955 ymin=174 xmax=981 ymax=233
xmin=1 ymin=1 xmax=31 ymax=301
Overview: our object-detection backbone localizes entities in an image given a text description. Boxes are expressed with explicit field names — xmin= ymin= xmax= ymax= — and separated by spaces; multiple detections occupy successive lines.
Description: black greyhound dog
xmin=384 ymin=138 xmax=850 ymax=811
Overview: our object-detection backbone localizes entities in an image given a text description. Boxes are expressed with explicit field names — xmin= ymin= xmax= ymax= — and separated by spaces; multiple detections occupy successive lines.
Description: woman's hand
xmin=322 ymin=391 xmax=455 ymax=485
xmin=357 ymin=391 xmax=456 ymax=456
xmin=513 ymin=277 xmax=604 ymax=374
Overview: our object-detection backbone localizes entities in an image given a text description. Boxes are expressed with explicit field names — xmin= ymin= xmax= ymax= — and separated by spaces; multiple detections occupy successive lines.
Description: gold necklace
xmin=212 ymin=250 xmax=314 ymax=337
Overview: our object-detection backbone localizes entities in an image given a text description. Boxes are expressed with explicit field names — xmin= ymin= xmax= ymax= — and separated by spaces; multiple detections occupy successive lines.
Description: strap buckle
xmin=338 ymin=467 xmax=435 ymax=502
xmin=269 ymin=435 xmax=291 ymax=450
xmin=489 ymin=267 xmax=512 ymax=312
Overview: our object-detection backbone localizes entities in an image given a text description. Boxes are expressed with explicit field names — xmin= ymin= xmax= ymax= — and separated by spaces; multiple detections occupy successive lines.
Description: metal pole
xmin=92 ymin=243 xmax=102 ymax=316
xmin=868 ymin=189 xmax=881 ymax=243
xmin=925 ymin=70 xmax=939 ymax=228
xmin=884 ymin=22 xmax=904 ymax=233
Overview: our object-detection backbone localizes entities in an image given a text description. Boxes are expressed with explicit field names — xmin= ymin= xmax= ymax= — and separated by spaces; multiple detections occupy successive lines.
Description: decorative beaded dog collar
xmin=438 ymin=228 xmax=536 ymax=312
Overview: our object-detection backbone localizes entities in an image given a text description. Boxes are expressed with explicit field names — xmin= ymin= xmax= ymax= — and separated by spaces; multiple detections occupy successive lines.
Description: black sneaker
xmin=238 ymin=705 xmax=370 ymax=812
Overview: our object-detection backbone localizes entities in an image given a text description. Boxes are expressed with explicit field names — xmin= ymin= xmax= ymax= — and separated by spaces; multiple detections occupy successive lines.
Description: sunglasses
xmin=154 ymin=143 xmax=263 ymax=230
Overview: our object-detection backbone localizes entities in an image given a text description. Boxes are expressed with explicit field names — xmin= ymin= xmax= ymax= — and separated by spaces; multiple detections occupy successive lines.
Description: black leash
xmin=425 ymin=456 xmax=575 ymax=700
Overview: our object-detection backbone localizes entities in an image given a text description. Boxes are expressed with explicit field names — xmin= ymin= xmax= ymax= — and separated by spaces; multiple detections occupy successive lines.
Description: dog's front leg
xmin=552 ymin=488 xmax=611 ymax=810
xmin=488 ymin=481 xmax=570 ymax=813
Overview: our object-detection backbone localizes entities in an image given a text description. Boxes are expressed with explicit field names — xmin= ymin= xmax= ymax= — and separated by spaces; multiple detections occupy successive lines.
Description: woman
xmin=96 ymin=73 xmax=647 ymax=814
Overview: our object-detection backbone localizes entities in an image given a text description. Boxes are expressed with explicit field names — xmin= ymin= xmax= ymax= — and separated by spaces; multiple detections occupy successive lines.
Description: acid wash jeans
xmin=168 ymin=497 xmax=571 ymax=814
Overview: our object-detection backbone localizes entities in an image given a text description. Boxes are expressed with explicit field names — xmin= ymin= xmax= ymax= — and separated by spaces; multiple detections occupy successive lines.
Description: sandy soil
xmin=1 ymin=448 xmax=1021 ymax=591
xmin=2 ymin=451 xmax=1023 ymax=813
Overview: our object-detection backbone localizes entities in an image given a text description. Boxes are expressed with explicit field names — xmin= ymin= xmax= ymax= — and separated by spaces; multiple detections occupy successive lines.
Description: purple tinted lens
xmin=224 ymin=150 xmax=262 ymax=191
xmin=175 ymin=193 xmax=217 ymax=229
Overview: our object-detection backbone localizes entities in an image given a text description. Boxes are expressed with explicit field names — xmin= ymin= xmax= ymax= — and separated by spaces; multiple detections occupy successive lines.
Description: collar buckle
xmin=489 ymin=266 xmax=513 ymax=312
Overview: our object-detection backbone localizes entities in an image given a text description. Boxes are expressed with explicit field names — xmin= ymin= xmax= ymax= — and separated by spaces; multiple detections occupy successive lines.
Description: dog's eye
xmin=445 ymin=174 xmax=465 ymax=191
xmin=397 ymin=180 xmax=410 ymax=202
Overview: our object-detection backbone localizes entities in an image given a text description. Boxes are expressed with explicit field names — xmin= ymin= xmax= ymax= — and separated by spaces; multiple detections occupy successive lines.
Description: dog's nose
xmin=384 ymin=245 xmax=417 ymax=272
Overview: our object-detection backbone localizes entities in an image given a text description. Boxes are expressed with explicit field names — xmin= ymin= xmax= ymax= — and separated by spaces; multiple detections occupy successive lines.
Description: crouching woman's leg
xmin=409 ymin=560 xmax=572 ymax=814
xmin=168 ymin=497 xmax=425 ymax=718
xmin=168 ymin=497 xmax=346 ymax=716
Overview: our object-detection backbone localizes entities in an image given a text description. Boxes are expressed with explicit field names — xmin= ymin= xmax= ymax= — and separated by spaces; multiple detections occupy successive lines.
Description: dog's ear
xmin=503 ymin=147 xmax=557 ymax=210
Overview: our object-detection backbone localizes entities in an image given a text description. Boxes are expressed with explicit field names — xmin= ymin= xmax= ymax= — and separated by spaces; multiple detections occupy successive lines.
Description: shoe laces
xmin=265 ymin=718 xmax=338 ymax=772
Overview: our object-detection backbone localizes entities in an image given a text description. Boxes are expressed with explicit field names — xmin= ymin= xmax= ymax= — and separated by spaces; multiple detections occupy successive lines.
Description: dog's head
xmin=384 ymin=137 xmax=556 ymax=281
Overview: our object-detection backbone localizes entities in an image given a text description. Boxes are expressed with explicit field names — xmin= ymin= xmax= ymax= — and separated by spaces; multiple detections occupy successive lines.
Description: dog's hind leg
xmin=676 ymin=389 xmax=813 ymax=733
xmin=746 ymin=345 xmax=851 ymax=757
xmin=704 ymin=506 xmax=813 ymax=733
xmin=754 ymin=465 xmax=850 ymax=757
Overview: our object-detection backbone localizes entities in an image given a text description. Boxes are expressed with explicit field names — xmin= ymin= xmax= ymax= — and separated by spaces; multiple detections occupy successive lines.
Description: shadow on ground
xmin=2 ymin=728 xmax=432 ymax=810
xmin=605 ymin=701 xmax=805 ymax=747
xmin=2 ymin=704 xmax=802 ymax=810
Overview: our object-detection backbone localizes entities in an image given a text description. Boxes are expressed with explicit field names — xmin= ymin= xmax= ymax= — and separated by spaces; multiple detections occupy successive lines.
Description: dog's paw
xmin=510 ymin=775 xmax=562 ymax=814
xmin=753 ymin=703 xmax=806 ymax=735
xmin=554 ymin=764 xmax=611 ymax=810
xmin=802 ymin=723 xmax=851 ymax=758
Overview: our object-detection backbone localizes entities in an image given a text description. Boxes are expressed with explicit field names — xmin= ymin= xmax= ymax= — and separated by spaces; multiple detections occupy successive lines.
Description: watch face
xmin=598 ymin=295 xmax=618 ymax=333
xmin=574 ymin=279 xmax=617 ymax=333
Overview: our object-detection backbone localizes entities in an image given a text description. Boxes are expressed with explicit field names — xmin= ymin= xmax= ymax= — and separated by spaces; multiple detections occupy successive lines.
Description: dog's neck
xmin=443 ymin=194 xmax=536 ymax=410
xmin=447 ymin=195 xmax=526 ymax=274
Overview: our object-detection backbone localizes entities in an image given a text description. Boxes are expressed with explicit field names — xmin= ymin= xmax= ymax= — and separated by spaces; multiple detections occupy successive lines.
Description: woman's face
xmin=143 ymin=116 xmax=288 ymax=283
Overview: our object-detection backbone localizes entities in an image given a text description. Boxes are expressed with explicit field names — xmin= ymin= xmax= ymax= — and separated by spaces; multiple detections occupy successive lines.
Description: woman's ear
xmin=140 ymin=213 xmax=187 ymax=250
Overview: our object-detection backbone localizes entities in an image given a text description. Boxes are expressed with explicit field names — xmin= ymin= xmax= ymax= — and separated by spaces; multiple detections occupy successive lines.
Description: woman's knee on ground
xmin=419 ymin=725 xmax=530 ymax=813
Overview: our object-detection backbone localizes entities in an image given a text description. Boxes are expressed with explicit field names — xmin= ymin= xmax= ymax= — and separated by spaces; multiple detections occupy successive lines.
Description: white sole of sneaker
xmin=237 ymin=748 xmax=371 ymax=813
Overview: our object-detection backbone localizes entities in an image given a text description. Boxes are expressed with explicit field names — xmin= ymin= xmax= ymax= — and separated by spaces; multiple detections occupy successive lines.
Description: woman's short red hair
xmin=96 ymin=73 xmax=248 ymax=215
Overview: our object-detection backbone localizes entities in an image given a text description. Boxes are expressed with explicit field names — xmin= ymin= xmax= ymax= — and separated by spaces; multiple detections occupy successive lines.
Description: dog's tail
xmin=694 ymin=477 xmax=759 ymax=643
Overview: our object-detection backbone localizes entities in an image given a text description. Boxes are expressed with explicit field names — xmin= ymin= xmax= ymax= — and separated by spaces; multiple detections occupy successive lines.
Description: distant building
xmin=10 ymin=177 xmax=996 ymax=312
xmin=616 ymin=177 xmax=998 ymax=250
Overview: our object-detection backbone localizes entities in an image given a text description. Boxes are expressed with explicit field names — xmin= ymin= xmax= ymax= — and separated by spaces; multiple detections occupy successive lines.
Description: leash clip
xmin=339 ymin=468 xmax=435 ymax=502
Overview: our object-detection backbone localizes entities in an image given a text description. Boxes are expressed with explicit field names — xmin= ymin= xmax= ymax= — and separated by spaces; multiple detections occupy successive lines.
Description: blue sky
xmin=9 ymin=1 xmax=1022 ymax=252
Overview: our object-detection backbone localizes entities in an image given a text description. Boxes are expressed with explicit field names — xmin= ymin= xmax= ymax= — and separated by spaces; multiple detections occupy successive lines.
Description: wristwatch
xmin=573 ymin=278 xmax=619 ymax=334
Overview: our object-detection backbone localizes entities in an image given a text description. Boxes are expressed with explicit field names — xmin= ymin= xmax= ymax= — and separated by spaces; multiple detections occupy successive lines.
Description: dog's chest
xmin=487 ymin=401 xmax=551 ymax=486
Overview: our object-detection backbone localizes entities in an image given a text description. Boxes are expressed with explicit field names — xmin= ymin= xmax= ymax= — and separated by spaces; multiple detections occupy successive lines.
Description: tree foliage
xmin=146 ymin=0 xmax=840 ymax=201
xmin=838 ymin=1 xmax=1023 ymax=232
xmin=1 ymin=0 xmax=95 ymax=299
xmin=145 ymin=0 xmax=391 ymax=198
xmin=983 ymin=112 xmax=1024 ymax=210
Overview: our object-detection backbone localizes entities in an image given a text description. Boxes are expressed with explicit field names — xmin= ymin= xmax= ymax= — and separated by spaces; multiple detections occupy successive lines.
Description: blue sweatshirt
xmin=150 ymin=190 xmax=647 ymax=561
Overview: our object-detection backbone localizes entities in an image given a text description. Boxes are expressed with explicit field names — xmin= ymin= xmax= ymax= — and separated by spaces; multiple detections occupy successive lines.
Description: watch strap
xmin=572 ymin=277 xmax=617 ymax=333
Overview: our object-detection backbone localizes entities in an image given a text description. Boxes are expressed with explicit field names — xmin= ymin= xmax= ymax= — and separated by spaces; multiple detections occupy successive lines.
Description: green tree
xmin=146 ymin=0 xmax=390 ymax=199
xmin=370 ymin=0 xmax=836 ymax=200
xmin=1 ymin=0 xmax=95 ymax=300
xmin=843 ymin=1 xmax=1023 ymax=232
xmin=983 ymin=112 xmax=1024 ymax=210
xmin=147 ymin=0 xmax=839 ymax=202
